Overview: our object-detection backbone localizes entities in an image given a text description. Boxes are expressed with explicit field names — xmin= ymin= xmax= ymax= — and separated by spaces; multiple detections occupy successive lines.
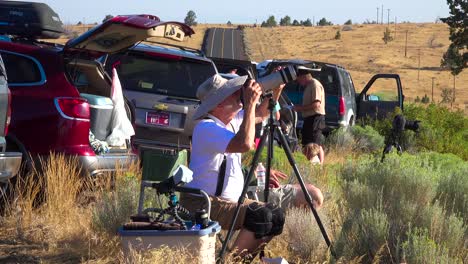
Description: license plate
xmin=146 ymin=112 xmax=169 ymax=126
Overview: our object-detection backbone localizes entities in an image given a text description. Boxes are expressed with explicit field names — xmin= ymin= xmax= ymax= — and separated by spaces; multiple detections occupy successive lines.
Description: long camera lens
xmin=257 ymin=65 xmax=297 ymax=92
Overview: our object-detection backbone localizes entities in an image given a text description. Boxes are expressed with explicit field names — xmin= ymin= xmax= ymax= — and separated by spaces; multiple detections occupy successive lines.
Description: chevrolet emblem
xmin=154 ymin=103 xmax=169 ymax=111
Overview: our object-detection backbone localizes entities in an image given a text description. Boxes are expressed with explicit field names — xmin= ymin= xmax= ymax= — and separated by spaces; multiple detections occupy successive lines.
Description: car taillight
xmin=5 ymin=88 xmax=11 ymax=135
xmin=339 ymin=96 xmax=346 ymax=116
xmin=55 ymin=97 xmax=90 ymax=120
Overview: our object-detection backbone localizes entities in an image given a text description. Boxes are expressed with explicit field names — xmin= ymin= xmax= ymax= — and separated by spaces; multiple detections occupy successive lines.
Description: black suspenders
xmin=204 ymin=117 xmax=235 ymax=197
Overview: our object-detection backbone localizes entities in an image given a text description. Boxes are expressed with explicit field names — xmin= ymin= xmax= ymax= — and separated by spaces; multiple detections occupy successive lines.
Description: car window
xmin=317 ymin=66 xmax=339 ymax=95
xmin=365 ymin=78 xmax=400 ymax=102
xmin=0 ymin=52 xmax=42 ymax=84
xmin=339 ymin=69 xmax=352 ymax=97
xmin=108 ymin=53 xmax=216 ymax=98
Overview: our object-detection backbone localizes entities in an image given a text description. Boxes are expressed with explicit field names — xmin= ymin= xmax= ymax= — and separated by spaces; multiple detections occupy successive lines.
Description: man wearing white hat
xmin=181 ymin=74 xmax=324 ymax=258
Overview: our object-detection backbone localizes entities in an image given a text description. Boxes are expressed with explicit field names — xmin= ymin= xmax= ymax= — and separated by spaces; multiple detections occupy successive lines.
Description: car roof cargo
xmin=0 ymin=1 xmax=64 ymax=39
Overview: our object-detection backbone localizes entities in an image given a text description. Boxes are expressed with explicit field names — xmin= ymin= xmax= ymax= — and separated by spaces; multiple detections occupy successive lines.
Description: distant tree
xmin=440 ymin=88 xmax=454 ymax=104
xmin=184 ymin=10 xmax=198 ymax=26
xmin=383 ymin=27 xmax=393 ymax=44
xmin=227 ymin=21 xmax=232 ymax=26
xmin=335 ymin=30 xmax=341 ymax=40
xmin=261 ymin=15 xmax=277 ymax=27
xmin=292 ymin=19 xmax=300 ymax=26
xmin=441 ymin=44 xmax=463 ymax=106
xmin=440 ymin=0 xmax=467 ymax=73
xmin=421 ymin=94 xmax=430 ymax=104
xmin=76 ymin=21 xmax=82 ymax=26
xmin=279 ymin=15 xmax=291 ymax=26
xmin=344 ymin=19 xmax=352 ymax=25
xmin=317 ymin=17 xmax=333 ymax=26
xmin=102 ymin=15 xmax=113 ymax=23
xmin=302 ymin=18 xmax=312 ymax=27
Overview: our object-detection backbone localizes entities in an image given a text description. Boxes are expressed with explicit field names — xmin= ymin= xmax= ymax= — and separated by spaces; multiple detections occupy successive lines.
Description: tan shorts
xmin=179 ymin=185 xmax=297 ymax=230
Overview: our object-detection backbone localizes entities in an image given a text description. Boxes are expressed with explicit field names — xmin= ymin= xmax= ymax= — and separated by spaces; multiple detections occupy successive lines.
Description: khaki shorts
xmin=179 ymin=185 xmax=297 ymax=230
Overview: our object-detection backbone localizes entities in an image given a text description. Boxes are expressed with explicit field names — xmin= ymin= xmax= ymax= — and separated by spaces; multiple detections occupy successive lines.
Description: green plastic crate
xmin=141 ymin=148 xmax=188 ymax=182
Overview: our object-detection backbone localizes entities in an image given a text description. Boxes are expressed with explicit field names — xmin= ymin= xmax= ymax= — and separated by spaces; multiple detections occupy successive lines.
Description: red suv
xmin=0 ymin=10 xmax=194 ymax=176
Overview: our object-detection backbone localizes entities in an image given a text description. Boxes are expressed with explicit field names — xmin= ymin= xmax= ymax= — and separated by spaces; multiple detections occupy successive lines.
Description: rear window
xmin=316 ymin=66 xmax=339 ymax=95
xmin=108 ymin=52 xmax=216 ymax=98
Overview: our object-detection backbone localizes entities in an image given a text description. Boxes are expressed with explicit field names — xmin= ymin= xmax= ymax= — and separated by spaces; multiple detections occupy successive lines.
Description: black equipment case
xmin=0 ymin=1 xmax=64 ymax=39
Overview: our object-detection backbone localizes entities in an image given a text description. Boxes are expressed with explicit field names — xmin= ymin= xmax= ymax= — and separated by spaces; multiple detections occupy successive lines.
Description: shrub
xmin=325 ymin=128 xmax=354 ymax=152
xmin=350 ymin=125 xmax=385 ymax=153
xmin=334 ymin=30 xmax=341 ymax=40
xmin=383 ymin=27 xmax=393 ymax=44
xmin=402 ymin=228 xmax=456 ymax=263
xmin=92 ymin=175 xmax=140 ymax=234
xmin=336 ymin=152 xmax=468 ymax=262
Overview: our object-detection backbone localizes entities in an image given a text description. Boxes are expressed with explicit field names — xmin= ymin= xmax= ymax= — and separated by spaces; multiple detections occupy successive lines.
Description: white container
xmin=118 ymin=221 xmax=221 ymax=263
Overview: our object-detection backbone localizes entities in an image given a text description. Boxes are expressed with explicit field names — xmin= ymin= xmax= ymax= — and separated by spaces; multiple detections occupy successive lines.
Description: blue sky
xmin=28 ymin=0 xmax=449 ymax=25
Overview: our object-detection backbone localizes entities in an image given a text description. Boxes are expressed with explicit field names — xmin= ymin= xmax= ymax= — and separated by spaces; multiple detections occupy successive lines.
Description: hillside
xmin=244 ymin=23 xmax=467 ymax=113
xmin=48 ymin=23 xmax=467 ymax=113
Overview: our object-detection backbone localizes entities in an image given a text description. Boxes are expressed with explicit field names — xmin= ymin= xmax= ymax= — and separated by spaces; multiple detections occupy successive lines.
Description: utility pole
xmin=405 ymin=30 xmax=408 ymax=57
xmin=381 ymin=4 xmax=384 ymax=25
xmin=377 ymin=7 xmax=379 ymax=24
xmin=313 ymin=16 xmax=315 ymax=26
xmin=387 ymin=9 xmax=390 ymax=25
xmin=431 ymin=77 xmax=435 ymax=102
xmin=418 ymin=48 xmax=421 ymax=81
xmin=394 ymin=16 xmax=397 ymax=39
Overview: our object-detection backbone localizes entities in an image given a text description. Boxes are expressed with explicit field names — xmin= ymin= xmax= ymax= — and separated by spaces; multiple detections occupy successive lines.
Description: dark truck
xmin=261 ymin=59 xmax=404 ymax=132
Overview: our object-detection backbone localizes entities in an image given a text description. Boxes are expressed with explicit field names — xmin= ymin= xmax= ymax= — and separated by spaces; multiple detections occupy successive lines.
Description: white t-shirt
xmin=186 ymin=111 xmax=244 ymax=201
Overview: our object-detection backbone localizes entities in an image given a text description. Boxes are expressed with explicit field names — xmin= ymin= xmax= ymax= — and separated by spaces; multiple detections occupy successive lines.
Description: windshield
xmin=107 ymin=52 xmax=216 ymax=98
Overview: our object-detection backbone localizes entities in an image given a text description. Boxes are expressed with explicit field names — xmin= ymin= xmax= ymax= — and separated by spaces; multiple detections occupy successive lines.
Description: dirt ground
xmin=0 ymin=227 xmax=82 ymax=263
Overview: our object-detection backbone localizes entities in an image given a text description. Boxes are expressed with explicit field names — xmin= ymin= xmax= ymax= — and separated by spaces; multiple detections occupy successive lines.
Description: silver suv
xmin=104 ymin=43 xmax=218 ymax=151
xmin=0 ymin=54 xmax=22 ymax=189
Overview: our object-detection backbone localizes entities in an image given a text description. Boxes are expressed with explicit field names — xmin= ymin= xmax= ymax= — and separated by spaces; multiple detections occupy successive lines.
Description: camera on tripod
xmin=382 ymin=114 xmax=421 ymax=162
xmin=257 ymin=65 xmax=298 ymax=93
xmin=392 ymin=114 xmax=421 ymax=133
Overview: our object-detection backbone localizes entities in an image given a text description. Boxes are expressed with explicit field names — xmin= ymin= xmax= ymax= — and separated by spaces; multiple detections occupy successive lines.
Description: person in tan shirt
xmin=293 ymin=66 xmax=326 ymax=164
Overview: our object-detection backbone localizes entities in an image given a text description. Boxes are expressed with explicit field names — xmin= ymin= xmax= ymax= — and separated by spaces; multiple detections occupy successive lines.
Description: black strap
xmin=203 ymin=116 xmax=234 ymax=197
xmin=215 ymin=155 xmax=227 ymax=196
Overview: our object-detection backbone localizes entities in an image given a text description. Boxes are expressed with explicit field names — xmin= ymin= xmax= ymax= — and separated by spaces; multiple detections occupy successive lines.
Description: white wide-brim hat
xmin=192 ymin=74 xmax=248 ymax=120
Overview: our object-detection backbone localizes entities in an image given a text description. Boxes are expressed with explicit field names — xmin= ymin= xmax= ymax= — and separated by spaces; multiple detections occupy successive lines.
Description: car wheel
xmin=124 ymin=99 xmax=134 ymax=123
xmin=349 ymin=116 xmax=355 ymax=126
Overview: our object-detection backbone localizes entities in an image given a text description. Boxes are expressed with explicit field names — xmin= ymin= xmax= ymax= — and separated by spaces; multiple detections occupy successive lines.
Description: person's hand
xmin=269 ymin=169 xmax=287 ymax=188
xmin=243 ymin=79 xmax=262 ymax=109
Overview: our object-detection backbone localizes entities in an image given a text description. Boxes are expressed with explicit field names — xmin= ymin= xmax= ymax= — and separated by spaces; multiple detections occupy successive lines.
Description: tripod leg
xmin=274 ymin=126 xmax=336 ymax=257
xmin=218 ymin=127 xmax=269 ymax=261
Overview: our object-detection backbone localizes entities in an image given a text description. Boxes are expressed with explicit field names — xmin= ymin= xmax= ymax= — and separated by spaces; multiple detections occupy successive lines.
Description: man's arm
xmin=293 ymin=81 xmax=321 ymax=112
xmin=294 ymin=100 xmax=321 ymax=112
xmin=226 ymin=80 xmax=262 ymax=153
xmin=255 ymin=84 xmax=285 ymax=123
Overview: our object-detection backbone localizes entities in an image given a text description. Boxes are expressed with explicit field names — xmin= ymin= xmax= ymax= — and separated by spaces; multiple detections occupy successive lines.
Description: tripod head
xmin=152 ymin=165 xmax=193 ymax=195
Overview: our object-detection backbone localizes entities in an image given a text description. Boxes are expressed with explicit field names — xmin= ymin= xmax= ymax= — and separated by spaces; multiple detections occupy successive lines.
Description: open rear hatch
xmin=64 ymin=15 xmax=194 ymax=58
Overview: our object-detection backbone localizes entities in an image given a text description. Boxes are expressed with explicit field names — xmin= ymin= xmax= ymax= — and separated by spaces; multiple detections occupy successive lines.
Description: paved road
xmin=203 ymin=28 xmax=248 ymax=60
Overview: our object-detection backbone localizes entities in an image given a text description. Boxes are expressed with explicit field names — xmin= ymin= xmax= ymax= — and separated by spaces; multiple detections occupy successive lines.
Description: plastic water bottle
xmin=256 ymin=162 xmax=266 ymax=190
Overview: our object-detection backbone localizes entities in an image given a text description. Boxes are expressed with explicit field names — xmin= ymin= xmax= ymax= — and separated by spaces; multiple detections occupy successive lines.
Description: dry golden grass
xmin=244 ymin=23 xmax=468 ymax=113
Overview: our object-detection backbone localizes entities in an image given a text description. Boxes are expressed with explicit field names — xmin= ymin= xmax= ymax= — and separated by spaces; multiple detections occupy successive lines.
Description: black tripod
xmin=218 ymin=97 xmax=335 ymax=261
xmin=381 ymin=129 xmax=403 ymax=162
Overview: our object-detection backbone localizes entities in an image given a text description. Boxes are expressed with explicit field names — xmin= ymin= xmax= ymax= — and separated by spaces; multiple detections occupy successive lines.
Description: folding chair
xmin=137 ymin=147 xmax=188 ymax=214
